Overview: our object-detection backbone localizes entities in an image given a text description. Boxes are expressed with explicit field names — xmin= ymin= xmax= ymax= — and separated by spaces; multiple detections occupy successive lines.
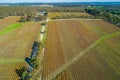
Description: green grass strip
xmin=0 ymin=23 xmax=22 ymax=35
xmin=46 ymin=31 xmax=120 ymax=80
xmin=0 ymin=59 xmax=24 ymax=64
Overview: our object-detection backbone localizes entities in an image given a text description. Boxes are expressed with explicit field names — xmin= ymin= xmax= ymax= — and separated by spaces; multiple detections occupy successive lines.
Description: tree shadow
xmin=15 ymin=66 xmax=27 ymax=80
xmin=25 ymin=57 xmax=34 ymax=68
xmin=25 ymin=57 xmax=31 ymax=65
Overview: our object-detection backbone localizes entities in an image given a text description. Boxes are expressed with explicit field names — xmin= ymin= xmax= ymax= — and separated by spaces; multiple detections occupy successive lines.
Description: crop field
xmin=0 ymin=17 xmax=40 ymax=79
xmin=48 ymin=12 xmax=93 ymax=19
xmin=42 ymin=20 xmax=120 ymax=80
xmin=0 ymin=16 xmax=20 ymax=31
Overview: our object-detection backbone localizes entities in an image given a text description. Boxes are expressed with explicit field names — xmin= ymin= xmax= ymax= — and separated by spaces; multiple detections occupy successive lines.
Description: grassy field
xmin=48 ymin=12 xmax=93 ymax=19
xmin=0 ymin=17 xmax=40 ymax=79
xmin=42 ymin=20 xmax=120 ymax=80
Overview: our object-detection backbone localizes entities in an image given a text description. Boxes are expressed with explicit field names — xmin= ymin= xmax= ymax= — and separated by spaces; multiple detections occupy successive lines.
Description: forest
xmin=85 ymin=6 xmax=120 ymax=26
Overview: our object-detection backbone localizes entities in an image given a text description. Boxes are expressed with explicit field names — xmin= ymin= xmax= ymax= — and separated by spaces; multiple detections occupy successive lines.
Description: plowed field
xmin=42 ymin=20 xmax=120 ymax=80
xmin=0 ymin=17 xmax=40 ymax=79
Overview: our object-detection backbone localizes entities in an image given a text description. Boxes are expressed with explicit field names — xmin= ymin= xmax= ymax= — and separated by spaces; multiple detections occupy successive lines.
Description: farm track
xmin=49 ymin=18 xmax=102 ymax=21
xmin=42 ymin=20 xmax=120 ymax=80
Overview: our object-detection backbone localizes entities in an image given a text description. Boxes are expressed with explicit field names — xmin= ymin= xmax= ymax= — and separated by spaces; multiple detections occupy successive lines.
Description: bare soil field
xmin=0 ymin=22 xmax=40 ymax=79
xmin=42 ymin=20 xmax=120 ymax=80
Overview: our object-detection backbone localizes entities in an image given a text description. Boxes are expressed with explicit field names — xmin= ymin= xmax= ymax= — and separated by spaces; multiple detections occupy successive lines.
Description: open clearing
xmin=48 ymin=12 xmax=92 ymax=19
xmin=42 ymin=20 xmax=120 ymax=80
xmin=0 ymin=17 xmax=40 ymax=79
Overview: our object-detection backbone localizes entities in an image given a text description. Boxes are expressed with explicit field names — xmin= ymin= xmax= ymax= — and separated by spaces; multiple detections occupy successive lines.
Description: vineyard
xmin=0 ymin=17 xmax=40 ymax=80
xmin=48 ymin=12 xmax=93 ymax=19
xmin=42 ymin=20 xmax=120 ymax=80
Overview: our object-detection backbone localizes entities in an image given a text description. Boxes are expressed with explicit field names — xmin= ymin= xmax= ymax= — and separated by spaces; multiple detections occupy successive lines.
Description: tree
xmin=21 ymin=66 xmax=28 ymax=80
xmin=19 ymin=16 xmax=26 ymax=23
xmin=26 ymin=14 xmax=34 ymax=22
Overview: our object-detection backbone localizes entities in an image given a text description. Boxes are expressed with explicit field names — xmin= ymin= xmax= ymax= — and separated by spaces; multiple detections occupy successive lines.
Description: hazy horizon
xmin=0 ymin=0 xmax=120 ymax=3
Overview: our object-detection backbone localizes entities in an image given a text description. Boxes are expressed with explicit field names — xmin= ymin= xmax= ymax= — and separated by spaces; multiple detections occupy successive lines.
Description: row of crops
xmin=0 ymin=21 xmax=41 ymax=79
xmin=42 ymin=21 xmax=72 ymax=80
xmin=42 ymin=20 xmax=120 ymax=80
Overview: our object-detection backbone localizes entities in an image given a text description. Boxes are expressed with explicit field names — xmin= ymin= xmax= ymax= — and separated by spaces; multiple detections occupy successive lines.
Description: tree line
xmin=85 ymin=6 xmax=120 ymax=26
xmin=0 ymin=6 xmax=85 ymax=19
xmin=21 ymin=41 xmax=40 ymax=80
xmin=52 ymin=14 xmax=93 ymax=19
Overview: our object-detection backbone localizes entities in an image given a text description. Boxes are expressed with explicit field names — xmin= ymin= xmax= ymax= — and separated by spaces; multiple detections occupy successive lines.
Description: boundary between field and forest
xmin=45 ymin=31 xmax=120 ymax=80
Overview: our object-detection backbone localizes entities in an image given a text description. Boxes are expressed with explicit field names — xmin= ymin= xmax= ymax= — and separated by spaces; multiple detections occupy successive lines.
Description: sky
xmin=0 ymin=0 xmax=120 ymax=3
